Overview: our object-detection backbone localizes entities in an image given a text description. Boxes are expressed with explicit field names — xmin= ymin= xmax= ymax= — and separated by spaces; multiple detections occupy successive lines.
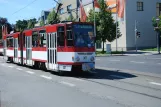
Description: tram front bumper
xmin=82 ymin=63 xmax=95 ymax=72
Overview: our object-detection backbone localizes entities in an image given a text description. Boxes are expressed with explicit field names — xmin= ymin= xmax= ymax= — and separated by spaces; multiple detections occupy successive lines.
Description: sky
xmin=0 ymin=0 xmax=56 ymax=24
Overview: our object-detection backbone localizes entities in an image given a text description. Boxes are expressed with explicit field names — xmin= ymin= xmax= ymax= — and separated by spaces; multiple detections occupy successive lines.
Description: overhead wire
xmin=11 ymin=0 xmax=38 ymax=15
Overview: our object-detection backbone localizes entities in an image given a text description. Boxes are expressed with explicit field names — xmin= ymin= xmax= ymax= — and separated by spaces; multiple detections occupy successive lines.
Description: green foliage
xmin=0 ymin=17 xmax=7 ymax=39
xmin=65 ymin=13 xmax=76 ymax=21
xmin=27 ymin=18 xmax=37 ymax=29
xmin=15 ymin=20 xmax=28 ymax=31
xmin=15 ymin=18 xmax=37 ymax=31
xmin=87 ymin=0 xmax=122 ymax=52
xmin=152 ymin=16 xmax=161 ymax=32
xmin=40 ymin=20 xmax=45 ymax=26
xmin=47 ymin=9 xmax=60 ymax=24
xmin=0 ymin=17 xmax=12 ymax=38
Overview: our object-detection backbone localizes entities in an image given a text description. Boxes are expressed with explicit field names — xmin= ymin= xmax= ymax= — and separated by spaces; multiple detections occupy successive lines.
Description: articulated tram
xmin=0 ymin=40 xmax=3 ymax=55
xmin=3 ymin=22 xmax=96 ymax=74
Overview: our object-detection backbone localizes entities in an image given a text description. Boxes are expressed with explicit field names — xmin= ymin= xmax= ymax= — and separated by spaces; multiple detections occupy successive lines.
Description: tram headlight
xmin=76 ymin=56 xmax=80 ymax=61
xmin=90 ymin=56 xmax=95 ymax=62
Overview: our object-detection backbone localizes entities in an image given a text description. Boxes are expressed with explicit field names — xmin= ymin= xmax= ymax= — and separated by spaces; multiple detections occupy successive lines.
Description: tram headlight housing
xmin=90 ymin=56 xmax=94 ymax=62
xmin=76 ymin=56 xmax=80 ymax=61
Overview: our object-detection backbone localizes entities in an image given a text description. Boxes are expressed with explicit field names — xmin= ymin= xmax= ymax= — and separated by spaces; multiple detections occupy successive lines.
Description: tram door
xmin=26 ymin=36 xmax=32 ymax=65
xmin=3 ymin=40 xmax=7 ymax=56
xmin=47 ymin=33 xmax=57 ymax=70
xmin=13 ymin=38 xmax=18 ymax=63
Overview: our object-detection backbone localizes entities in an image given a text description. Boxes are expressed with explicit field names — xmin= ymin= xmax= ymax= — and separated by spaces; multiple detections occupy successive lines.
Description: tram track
xmin=1 ymin=57 xmax=161 ymax=100
xmin=79 ymin=77 xmax=161 ymax=100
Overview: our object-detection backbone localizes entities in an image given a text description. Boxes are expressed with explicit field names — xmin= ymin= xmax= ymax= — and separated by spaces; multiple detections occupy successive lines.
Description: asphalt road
xmin=96 ymin=54 xmax=161 ymax=74
xmin=0 ymin=55 xmax=161 ymax=107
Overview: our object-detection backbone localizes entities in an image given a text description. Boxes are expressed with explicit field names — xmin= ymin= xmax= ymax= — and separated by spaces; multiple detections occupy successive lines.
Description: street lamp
xmin=156 ymin=17 xmax=160 ymax=54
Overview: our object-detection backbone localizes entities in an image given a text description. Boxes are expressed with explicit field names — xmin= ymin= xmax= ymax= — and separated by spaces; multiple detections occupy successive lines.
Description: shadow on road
xmin=64 ymin=68 xmax=137 ymax=80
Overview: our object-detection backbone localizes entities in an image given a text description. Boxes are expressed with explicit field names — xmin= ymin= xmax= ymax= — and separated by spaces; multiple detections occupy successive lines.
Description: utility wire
xmin=11 ymin=0 xmax=38 ymax=15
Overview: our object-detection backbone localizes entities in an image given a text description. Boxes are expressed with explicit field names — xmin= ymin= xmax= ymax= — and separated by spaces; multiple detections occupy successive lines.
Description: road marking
xmin=110 ymin=75 xmax=126 ymax=79
xmin=158 ymin=63 xmax=161 ymax=65
xmin=96 ymin=59 xmax=100 ymax=60
xmin=8 ymin=65 xmax=13 ymax=68
xmin=25 ymin=71 xmax=35 ymax=74
xmin=130 ymin=61 xmax=145 ymax=64
xmin=110 ymin=60 xmax=120 ymax=62
xmin=148 ymin=58 xmax=161 ymax=60
xmin=150 ymin=82 xmax=161 ymax=86
xmin=60 ymin=81 xmax=75 ymax=87
xmin=40 ymin=75 xmax=52 ymax=80
xmin=16 ymin=68 xmax=23 ymax=71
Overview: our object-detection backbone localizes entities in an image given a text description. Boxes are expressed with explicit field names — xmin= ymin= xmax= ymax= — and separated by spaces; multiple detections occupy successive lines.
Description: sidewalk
xmin=96 ymin=50 xmax=160 ymax=57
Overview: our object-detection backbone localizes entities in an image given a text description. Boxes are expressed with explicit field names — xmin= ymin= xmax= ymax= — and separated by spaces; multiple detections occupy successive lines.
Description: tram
xmin=3 ymin=22 xmax=96 ymax=74
xmin=0 ymin=40 xmax=3 ymax=55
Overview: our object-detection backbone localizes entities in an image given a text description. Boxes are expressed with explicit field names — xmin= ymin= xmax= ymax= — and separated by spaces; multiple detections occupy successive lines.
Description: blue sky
xmin=0 ymin=0 xmax=56 ymax=24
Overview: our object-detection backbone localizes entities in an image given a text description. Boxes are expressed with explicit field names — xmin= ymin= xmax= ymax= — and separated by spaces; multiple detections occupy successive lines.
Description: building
xmin=35 ymin=8 xmax=55 ymax=27
xmin=57 ymin=0 xmax=161 ymax=51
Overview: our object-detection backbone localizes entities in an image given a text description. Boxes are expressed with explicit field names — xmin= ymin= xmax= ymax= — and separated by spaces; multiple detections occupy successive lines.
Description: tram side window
xmin=32 ymin=31 xmax=39 ymax=47
xmin=7 ymin=37 xmax=13 ymax=47
xmin=58 ymin=26 xmax=65 ymax=46
xmin=67 ymin=26 xmax=73 ymax=46
xmin=39 ymin=30 xmax=46 ymax=47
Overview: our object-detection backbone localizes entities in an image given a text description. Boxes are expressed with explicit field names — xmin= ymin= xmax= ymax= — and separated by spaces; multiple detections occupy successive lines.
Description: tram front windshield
xmin=73 ymin=24 xmax=94 ymax=47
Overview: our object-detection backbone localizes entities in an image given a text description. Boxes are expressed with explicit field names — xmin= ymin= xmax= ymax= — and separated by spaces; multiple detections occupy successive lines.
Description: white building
xmin=57 ymin=0 xmax=161 ymax=51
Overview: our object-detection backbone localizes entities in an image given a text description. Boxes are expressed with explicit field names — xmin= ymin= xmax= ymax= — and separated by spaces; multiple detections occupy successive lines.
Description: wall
xmin=126 ymin=0 xmax=161 ymax=50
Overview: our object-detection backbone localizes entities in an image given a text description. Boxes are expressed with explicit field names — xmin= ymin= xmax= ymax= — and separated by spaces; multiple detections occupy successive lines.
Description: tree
xmin=87 ymin=0 xmax=121 ymax=52
xmin=65 ymin=13 xmax=76 ymax=21
xmin=15 ymin=20 xmax=28 ymax=32
xmin=152 ymin=16 xmax=161 ymax=32
xmin=0 ymin=17 xmax=13 ymax=39
xmin=47 ymin=9 xmax=60 ymax=24
xmin=40 ymin=20 xmax=45 ymax=26
xmin=87 ymin=9 xmax=101 ymax=42
xmin=27 ymin=18 xmax=37 ymax=29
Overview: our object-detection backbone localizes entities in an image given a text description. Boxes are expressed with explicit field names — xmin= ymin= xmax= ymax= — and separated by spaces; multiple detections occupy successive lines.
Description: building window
xmin=137 ymin=2 xmax=143 ymax=11
xmin=67 ymin=4 xmax=72 ymax=11
xmin=156 ymin=3 xmax=161 ymax=17
xmin=59 ymin=8 xmax=64 ymax=14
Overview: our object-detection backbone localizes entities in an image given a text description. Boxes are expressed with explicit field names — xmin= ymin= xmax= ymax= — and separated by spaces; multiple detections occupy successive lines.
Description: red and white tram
xmin=0 ymin=40 xmax=3 ymax=55
xmin=3 ymin=22 xmax=95 ymax=74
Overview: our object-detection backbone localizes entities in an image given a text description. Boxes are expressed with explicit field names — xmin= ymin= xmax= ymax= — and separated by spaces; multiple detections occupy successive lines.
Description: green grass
xmin=142 ymin=47 xmax=161 ymax=51
xmin=96 ymin=51 xmax=123 ymax=55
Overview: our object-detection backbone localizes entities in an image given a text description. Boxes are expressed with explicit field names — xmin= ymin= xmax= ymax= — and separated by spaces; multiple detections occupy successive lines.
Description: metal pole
xmin=157 ymin=31 xmax=160 ymax=54
xmin=93 ymin=0 xmax=96 ymax=37
xmin=116 ymin=0 xmax=118 ymax=52
xmin=93 ymin=0 xmax=97 ymax=50
xmin=135 ymin=20 xmax=137 ymax=52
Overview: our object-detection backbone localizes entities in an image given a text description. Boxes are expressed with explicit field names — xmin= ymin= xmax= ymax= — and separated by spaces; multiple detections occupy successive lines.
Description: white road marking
xmin=130 ymin=61 xmax=145 ymax=64
xmin=25 ymin=71 xmax=35 ymax=74
xmin=96 ymin=59 xmax=100 ymax=60
xmin=150 ymin=82 xmax=161 ymax=86
xmin=40 ymin=75 xmax=52 ymax=80
xmin=8 ymin=66 xmax=14 ymax=68
xmin=16 ymin=68 xmax=23 ymax=71
xmin=60 ymin=81 xmax=75 ymax=87
xmin=157 ymin=63 xmax=161 ymax=65
xmin=110 ymin=60 xmax=120 ymax=62
xmin=148 ymin=58 xmax=161 ymax=60
xmin=110 ymin=75 xmax=126 ymax=79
